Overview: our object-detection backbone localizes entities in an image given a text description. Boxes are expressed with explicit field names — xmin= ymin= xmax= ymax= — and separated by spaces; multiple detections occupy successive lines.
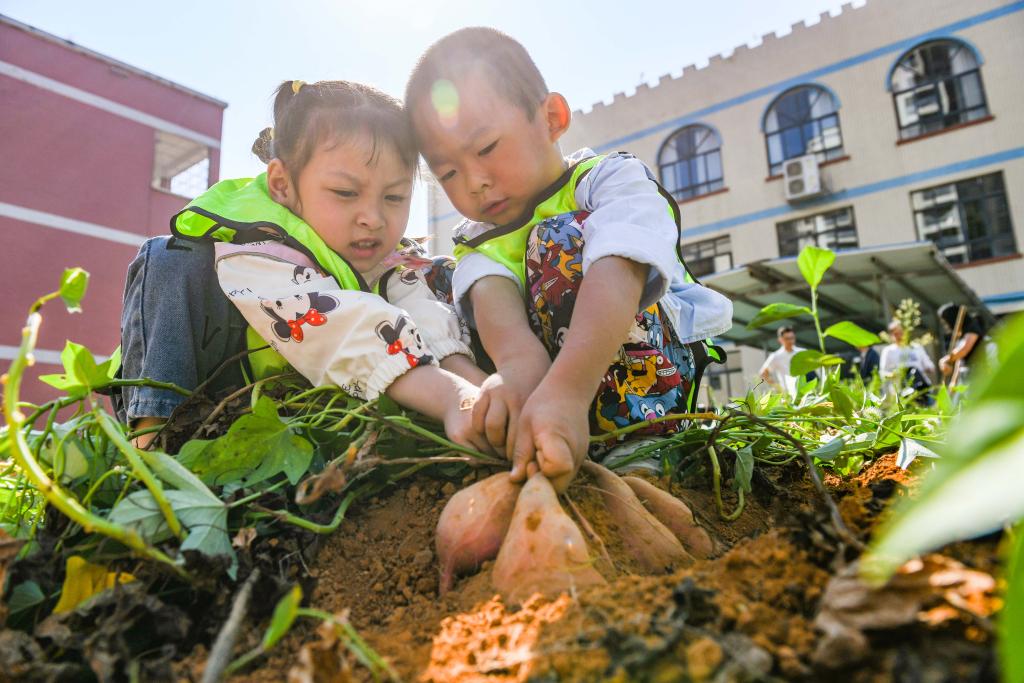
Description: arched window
xmin=658 ymin=124 xmax=724 ymax=201
xmin=889 ymin=39 xmax=988 ymax=140
xmin=763 ymin=85 xmax=843 ymax=176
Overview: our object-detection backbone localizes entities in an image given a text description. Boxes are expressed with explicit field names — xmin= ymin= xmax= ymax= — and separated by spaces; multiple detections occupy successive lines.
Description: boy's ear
xmin=542 ymin=92 xmax=571 ymax=142
xmin=266 ymin=159 xmax=297 ymax=208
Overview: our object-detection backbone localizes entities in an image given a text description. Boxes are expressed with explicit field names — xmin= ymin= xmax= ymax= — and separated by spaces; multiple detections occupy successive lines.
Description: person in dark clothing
xmin=855 ymin=345 xmax=880 ymax=381
xmin=937 ymin=303 xmax=987 ymax=377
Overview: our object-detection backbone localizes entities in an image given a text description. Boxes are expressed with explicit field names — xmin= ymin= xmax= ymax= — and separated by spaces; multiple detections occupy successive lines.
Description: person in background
xmin=759 ymin=325 xmax=805 ymax=397
xmin=937 ymin=303 xmax=988 ymax=381
xmin=855 ymin=345 xmax=880 ymax=381
xmin=879 ymin=319 xmax=935 ymax=394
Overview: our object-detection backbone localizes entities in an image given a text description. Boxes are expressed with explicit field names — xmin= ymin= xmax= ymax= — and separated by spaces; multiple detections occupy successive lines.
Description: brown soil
xmin=239 ymin=454 xmax=999 ymax=683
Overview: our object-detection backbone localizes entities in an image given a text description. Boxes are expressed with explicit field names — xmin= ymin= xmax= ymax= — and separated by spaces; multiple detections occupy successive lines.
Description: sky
xmin=1 ymin=0 xmax=858 ymax=235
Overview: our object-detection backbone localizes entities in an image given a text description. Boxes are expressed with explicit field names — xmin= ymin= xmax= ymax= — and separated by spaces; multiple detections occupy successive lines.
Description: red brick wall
xmin=1 ymin=19 xmax=225 ymax=407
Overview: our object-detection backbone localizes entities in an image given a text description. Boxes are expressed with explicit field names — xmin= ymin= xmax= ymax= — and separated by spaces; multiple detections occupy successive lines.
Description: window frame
xmin=681 ymin=234 xmax=733 ymax=278
xmin=657 ymin=124 xmax=725 ymax=201
xmin=763 ymin=85 xmax=845 ymax=176
xmin=911 ymin=172 xmax=1016 ymax=265
xmin=889 ymin=39 xmax=989 ymax=141
xmin=776 ymin=206 xmax=859 ymax=258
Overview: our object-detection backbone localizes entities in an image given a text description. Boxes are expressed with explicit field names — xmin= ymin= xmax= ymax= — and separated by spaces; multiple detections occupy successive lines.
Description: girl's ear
xmin=542 ymin=92 xmax=571 ymax=143
xmin=266 ymin=159 xmax=297 ymax=209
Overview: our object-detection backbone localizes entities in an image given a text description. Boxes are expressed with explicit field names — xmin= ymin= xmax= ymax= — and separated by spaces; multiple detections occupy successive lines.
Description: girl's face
xmin=270 ymin=133 xmax=413 ymax=273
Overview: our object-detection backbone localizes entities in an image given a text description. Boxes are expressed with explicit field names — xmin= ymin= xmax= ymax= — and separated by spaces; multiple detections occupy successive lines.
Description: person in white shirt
xmin=879 ymin=320 xmax=936 ymax=392
xmin=760 ymin=326 xmax=805 ymax=396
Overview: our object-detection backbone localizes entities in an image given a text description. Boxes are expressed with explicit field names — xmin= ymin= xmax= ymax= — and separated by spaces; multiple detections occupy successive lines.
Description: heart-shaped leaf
xmin=797 ymin=245 xmax=835 ymax=290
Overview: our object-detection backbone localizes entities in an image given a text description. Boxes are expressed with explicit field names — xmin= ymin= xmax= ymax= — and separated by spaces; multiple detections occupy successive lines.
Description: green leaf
xmin=262 ymin=585 xmax=302 ymax=650
xmin=1001 ymin=525 xmax=1024 ymax=683
xmin=829 ymin=385 xmax=854 ymax=419
xmin=109 ymin=489 xmax=233 ymax=560
xmin=895 ymin=438 xmax=940 ymax=469
xmin=797 ymin=245 xmax=835 ymax=290
xmin=789 ymin=349 xmax=843 ymax=376
xmin=746 ymin=303 xmax=812 ymax=329
xmin=733 ymin=446 xmax=753 ymax=493
xmin=7 ymin=580 xmax=46 ymax=617
xmin=176 ymin=396 xmax=313 ymax=487
xmin=137 ymin=449 xmax=220 ymax=502
xmin=823 ymin=321 xmax=882 ymax=348
xmin=59 ymin=268 xmax=89 ymax=313
xmin=97 ymin=346 xmax=122 ymax=380
xmin=809 ymin=436 xmax=845 ymax=462
xmin=864 ymin=427 xmax=1024 ymax=583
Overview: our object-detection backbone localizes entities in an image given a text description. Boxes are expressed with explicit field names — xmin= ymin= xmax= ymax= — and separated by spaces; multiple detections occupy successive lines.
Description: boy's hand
xmin=510 ymin=378 xmax=590 ymax=493
xmin=473 ymin=353 xmax=549 ymax=454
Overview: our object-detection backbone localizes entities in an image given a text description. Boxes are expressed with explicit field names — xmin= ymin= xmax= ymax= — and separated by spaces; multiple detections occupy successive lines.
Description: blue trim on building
xmin=982 ymin=290 xmax=1024 ymax=304
xmin=591 ymin=2 xmax=1024 ymax=153
xmin=883 ymin=35 xmax=986 ymax=91
xmin=759 ymin=82 xmax=842 ymax=133
xmin=681 ymin=146 xmax=1024 ymax=238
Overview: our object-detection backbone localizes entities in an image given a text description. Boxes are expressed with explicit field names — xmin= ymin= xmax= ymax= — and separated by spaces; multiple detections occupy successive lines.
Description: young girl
xmin=118 ymin=80 xmax=490 ymax=451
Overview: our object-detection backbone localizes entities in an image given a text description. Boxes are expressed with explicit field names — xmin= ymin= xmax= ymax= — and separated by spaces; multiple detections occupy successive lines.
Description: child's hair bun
xmin=252 ymin=127 xmax=275 ymax=164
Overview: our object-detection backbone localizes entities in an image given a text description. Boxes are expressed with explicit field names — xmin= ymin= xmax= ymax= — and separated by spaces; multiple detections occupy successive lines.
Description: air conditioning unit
xmin=783 ymin=154 xmax=823 ymax=202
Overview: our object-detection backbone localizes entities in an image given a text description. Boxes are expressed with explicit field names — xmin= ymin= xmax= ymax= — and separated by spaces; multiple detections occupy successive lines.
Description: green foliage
xmin=797 ymin=245 xmax=835 ymax=291
xmin=865 ymin=314 xmax=1024 ymax=582
xmin=823 ymin=321 xmax=882 ymax=348
xmin=733 ymin=445 xmax=753 ymax=494
xmin=263 ymin=585 xmax=302 ymax=650
xmin=176 ymin=396 xmax=314 ymax=487
xmin=746 ymin=303 xmax=811 ymax=329
xmin=809 ymin=436 xmax=846 ymax=462
xmin=789 ymin=350 xmax=843 ymax=376
xmin=59 ymin=267 xmax=89 ymax=313
xmin=1002 ymin=527 xmax=1024 ymax=683
xmin=39 ymin=342 xmax=120 ymax=398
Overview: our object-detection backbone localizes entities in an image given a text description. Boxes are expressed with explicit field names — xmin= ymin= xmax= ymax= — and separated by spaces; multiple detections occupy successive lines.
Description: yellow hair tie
xmin=291 ymin=79 xmax=305 ymax=95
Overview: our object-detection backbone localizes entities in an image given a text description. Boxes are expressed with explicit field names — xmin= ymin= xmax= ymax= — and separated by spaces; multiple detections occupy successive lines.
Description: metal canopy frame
xmin=701 ymin=241 xmax=994 ymax=351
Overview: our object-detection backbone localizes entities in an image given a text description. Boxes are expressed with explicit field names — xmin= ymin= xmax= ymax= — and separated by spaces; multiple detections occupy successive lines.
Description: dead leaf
xmin=288 ymin=611 xmax=358 ymax=683
xmin=52 ymin=556 xmax=136 ymax=614
xmin=813 ymin=555 xmax=996 ymax=668
xmin=232 ymin=527 xmax=258 ymax=551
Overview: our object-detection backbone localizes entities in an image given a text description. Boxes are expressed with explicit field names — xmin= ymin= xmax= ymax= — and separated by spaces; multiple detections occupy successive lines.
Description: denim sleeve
xmin=117 ymin=236 xmax=246 ymax=422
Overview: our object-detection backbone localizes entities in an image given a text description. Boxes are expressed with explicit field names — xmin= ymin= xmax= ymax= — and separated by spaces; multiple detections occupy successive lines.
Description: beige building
xmin=427 ymin=0 xmax=1024 ymax=396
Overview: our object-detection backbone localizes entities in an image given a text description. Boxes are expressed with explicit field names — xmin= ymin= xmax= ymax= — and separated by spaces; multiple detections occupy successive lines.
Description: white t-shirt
xmin=760 ymin=346 xmax=805 ymax=396
xmin=879 ymin=343 xmax=935 ymax=383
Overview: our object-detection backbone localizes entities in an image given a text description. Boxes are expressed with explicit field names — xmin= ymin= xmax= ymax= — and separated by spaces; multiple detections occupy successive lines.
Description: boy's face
xmin=413 ymin=68 xmax=569 ymax=226
xmin=270 ymin=134 xmax=413 ymax=274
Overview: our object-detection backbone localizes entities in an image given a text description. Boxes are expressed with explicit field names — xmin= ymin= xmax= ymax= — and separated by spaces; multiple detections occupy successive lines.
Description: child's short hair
xmin=252 ymin=80 xmax=417 ymax=177
xmin=405 ymin=27 xmax=549 ymax=123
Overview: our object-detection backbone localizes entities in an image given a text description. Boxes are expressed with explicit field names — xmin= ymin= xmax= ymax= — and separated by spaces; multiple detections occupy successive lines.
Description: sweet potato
xmin=622 ymin=476 xmax=714 ymax=559
xmin=581 ymin=461 xmax=694 ymax=572
xmin=435 ymin=472 xmax=520 ymax=595
xmin=492 ymin=473 xmax=605 ymax=603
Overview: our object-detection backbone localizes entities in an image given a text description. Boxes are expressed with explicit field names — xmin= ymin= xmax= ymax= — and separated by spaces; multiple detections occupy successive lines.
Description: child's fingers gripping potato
xmin=510 ymin=383 xmax=589 ymax=493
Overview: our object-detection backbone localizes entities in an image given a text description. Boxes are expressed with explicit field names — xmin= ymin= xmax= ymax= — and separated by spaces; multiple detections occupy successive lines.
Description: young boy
xmin=405 ymin=28 xmax=733 ymax=492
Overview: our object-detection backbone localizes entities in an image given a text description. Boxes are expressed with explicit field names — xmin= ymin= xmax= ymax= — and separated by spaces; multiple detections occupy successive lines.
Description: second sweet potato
xmin=582 ymin=461 xmax=694 ymax=573
xmin=622 ymin=476 xmax=714 ymax=559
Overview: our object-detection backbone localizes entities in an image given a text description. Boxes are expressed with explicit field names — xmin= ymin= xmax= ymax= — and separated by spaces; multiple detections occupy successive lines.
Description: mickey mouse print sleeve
xmin=213 ymin=243 xmax=438 ymax=400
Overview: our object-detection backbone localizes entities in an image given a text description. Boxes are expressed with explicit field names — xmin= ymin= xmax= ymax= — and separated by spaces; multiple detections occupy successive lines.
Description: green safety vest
xmin=451 ymin=152 xmax=725 ymax=407
xmin=170 ymin=174 xmax=375 ymax=379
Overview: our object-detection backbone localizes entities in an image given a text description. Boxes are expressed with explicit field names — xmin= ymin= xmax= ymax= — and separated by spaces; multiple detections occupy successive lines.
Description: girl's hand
xmin=443 ymin=382 xmax=493 ymax=455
